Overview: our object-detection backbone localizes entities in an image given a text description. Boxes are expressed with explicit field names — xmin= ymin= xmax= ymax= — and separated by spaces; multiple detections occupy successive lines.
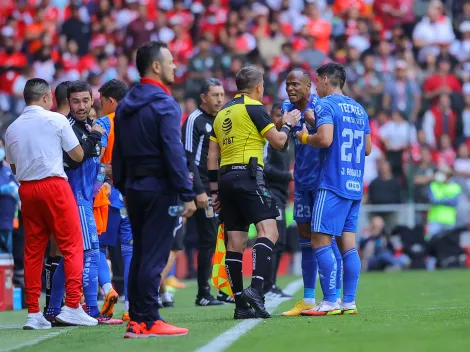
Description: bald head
xmin=286 ymin=69 xmax=312 ymax=104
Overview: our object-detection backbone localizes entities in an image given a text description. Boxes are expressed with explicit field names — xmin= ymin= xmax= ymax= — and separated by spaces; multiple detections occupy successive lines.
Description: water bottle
xmin=168 ymin=205 xmax=184 ymax=217
xmin=93 ymin=163 xmax=106 ymax=197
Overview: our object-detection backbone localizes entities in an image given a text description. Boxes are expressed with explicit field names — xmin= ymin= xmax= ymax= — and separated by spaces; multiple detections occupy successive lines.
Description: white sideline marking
xmin=0 ymin=328 xmax=75 ymax=352
xmin=196 ymin=279 xmax=303 ymax=352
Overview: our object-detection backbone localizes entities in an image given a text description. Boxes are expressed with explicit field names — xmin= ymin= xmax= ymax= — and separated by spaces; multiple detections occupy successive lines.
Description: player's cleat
xmin=161 ymin=292 xmax=174 ymax=308
xmin=23 ymin=312 xmax=52 ymax=330
xmin=122 ymin=311 xmax=130 ymax=322
xmin=341 ymin=301 xmax=358 ymax=315
xmin=300 ymin=301 xmax=342 ymax=316
xmin=100 ymin=288 xmax=119 ymax=317
xmin=234 ymin=306 xmax=257 ymax=320
xmin=265 ymin=285 xmax=293 ymax=299
xmin=166 ymin=277 xmax=186 ymax=289
xmin=281 ymin=300 xmax=315 ymax=316
xmin=141 ymin=320 xmax=189 ymax=337
xmin=93 ymin=313 xmax=123 ymax=325
xmin=158 ymin=296 xmax=164 ymax=308
xmin=217 ymin=292 xmax=236 ymax=304
xmin=242 ymin=286 xmax=271 ymax=319
xmin=55 ymin=305 xmax=98 ymax=326
xmin=123 ymin=321 xmax=146 ymax=339
xmin=195 ymin=293 xmax=224 ymax=307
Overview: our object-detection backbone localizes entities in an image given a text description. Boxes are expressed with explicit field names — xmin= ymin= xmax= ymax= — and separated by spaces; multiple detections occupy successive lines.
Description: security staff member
xmin=113 ymin=41 xmax=196 ymax=338
xmin=263 ymin=103 xmax=293 ymax=299
xmin=182 ymin=78 xmax=231 ymax=306
xmin=207 ymin=65 xmax=300 ymax=320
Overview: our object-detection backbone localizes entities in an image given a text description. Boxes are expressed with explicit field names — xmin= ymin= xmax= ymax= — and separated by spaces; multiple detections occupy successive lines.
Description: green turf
xmin=0 ymin=271 xmax=469 ymax=352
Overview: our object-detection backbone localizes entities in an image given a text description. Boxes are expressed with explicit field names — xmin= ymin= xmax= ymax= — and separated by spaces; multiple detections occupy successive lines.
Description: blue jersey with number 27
xmin=315 ymin=94 xmax=370 ymax=200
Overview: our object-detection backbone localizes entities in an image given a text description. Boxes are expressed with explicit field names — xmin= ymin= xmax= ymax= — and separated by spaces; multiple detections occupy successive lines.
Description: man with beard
xmin=280 ymin=69 xmax=343 ymax=317
xmin=113 ymin=41 xmax=196 ymax=338
xmin=46 ymin=80 xmax=112 ymax=325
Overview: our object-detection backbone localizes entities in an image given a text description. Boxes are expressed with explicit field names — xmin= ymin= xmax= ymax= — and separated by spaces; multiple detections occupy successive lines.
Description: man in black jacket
xmin=181 ymin=78 xmax=229 ymax=306
xmin=264 ymin=103 xmax=293 ymax=298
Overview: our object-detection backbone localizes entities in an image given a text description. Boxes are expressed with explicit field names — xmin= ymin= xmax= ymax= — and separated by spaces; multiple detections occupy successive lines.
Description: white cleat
xmin=55 ymin=305 xmax=98 ymax=326
xmin=24 ymin=312 xmax=52 ymax=330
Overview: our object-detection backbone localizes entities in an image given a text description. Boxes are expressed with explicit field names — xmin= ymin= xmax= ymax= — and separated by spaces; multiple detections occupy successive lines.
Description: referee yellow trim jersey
xmin=210 ymin=94 xmax=275 ymax=167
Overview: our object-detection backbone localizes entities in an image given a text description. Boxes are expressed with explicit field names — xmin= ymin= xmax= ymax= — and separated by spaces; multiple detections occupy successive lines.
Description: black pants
xmin=126 ymin=189 xmax=177 ymax=324
xmin=194 ymin=207 xmax=218 ymax=295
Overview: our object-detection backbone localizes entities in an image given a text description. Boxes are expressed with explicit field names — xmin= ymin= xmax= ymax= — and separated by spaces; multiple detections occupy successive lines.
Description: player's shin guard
xmin=98 ymin=246 xmax=112 ymax=293
xmin=44 ymin=255 xmax=62 ymax=310
xmin=342 ymin=248 xmax=361 ymax=303
xmin=226 ymin=251 xmax=244 ymax=308
xmin=300 ymin=237 xmax=317 ymax=301
xmin=47 ymin=258 xmax=65 ymax=317
xmin=121 ymin=243 xmax=132 ymax=302
xmin=251 ymin=238 xmax=274 ymax=293
xmin=331 ymin=237 xmax=343 ymax=300
xmin=314 ymin=245 xmax=337 ymax=303
xmin=83 ymin=249 xmax=100 ymax=317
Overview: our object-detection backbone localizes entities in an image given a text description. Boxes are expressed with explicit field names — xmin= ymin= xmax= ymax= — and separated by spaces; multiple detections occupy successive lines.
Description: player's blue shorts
xmin=294 ymin=189 xmax=315 ymax=223
xmin=78 ymin=205 xmax=99 ymax=250
xmin=99 ymin=206 xmax=133 ymax=246
xmin=311 ymin=189 xmax=361 ymax=236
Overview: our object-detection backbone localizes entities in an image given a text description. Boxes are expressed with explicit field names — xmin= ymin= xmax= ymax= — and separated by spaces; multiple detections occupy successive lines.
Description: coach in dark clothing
xmin=263 ymin=103 xmax=293 ymax=298
xmin=113 ymin=41 xmax=196 ymax=338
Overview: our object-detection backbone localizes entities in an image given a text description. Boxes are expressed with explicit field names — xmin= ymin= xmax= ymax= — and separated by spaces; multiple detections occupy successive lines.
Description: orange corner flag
xmin=210 ymin=223 xmax=234 ymax=297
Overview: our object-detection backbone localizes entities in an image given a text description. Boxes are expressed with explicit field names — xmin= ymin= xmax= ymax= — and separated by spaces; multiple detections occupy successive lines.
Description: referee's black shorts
xmin=219 ymin=165 xmax=278 ymax=232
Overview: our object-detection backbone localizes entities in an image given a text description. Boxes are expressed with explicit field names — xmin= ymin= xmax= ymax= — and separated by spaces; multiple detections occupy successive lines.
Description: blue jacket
xmin=112 ymin=79 xmax=195 ymax=202
xmin=0 ymin=163 xmax=18 ymax=230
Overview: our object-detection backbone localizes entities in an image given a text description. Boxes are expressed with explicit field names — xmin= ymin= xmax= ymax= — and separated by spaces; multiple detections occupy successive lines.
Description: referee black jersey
xmin=181 ymin=108 xmax=215 ymax=195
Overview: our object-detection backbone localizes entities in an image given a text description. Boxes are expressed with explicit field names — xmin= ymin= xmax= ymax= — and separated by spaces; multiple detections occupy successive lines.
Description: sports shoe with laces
xmin=300 ymin=300 xmax=342 ymax=316
xmin=195 ymin=293 xmax=224 ymax=306
xmin=100 ymin=288 xmax=119 ymax=318
xmin=142 ymin=320 xmax=189 ymax=337
xmin=217 ymin=292 xmax=235 ymax=304
xmin=55 ymin=305 xmax=98 ymax=326
xmin=123 ymin=321 xmax=146 ymax=339
xmin=281 ymin=300 xmax=316 ymax=317
xmin=23 ymin=312 xmax=52 ymax=330
xmin=242 ymin=286 xmax=271 ymax=319
xmin=93 ymin=313 xmax=123 ymax=325
xmin=161 ymin=292 xmax=174 ymax=308
xmin=265 ymin=285 xmax=292 ymax=299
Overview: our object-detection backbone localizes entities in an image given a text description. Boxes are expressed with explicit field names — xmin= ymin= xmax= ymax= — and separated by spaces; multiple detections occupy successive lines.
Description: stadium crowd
xmin=1 ymin=0 xmax=470 ymax=307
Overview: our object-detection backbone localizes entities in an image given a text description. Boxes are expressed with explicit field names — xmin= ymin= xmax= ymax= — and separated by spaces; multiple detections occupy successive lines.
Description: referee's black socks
xmin=251 ymin=237 xmax=274 ymax=293
xmin=226 ymin=251 xmax=244 ymax=308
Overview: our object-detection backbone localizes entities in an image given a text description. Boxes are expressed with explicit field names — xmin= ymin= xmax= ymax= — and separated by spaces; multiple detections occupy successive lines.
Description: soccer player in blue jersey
xmin=94 ymin=79 xmax=130 ymax=321
xmin=296 ymin=62 xmax=371 ymax=316
xmin=280 ymin=69 xmax=343 ymax=316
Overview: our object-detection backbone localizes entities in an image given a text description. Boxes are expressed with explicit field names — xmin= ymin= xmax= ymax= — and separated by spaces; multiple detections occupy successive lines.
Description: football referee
xmin=207 ymin=65 xmax=300 ymax=319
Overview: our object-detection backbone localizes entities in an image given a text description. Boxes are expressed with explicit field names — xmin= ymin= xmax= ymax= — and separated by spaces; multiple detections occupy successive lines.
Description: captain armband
xmin=208 ymin=170 xmax=219 ymax=182
xmin=301 ymin=134 xmax=309 ymax=145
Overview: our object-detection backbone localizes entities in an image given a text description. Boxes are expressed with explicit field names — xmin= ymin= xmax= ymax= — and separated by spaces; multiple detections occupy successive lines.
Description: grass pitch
xmin=0 ymin=270 xmax=469 ymax=352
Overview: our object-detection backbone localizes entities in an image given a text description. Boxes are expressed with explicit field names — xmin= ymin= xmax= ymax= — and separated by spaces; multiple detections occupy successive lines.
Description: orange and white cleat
xmin=142 ymin=320 xmax=189 ymax=337
xmin=301 ymin=301 xmax=342 ymax=316
xmin=100 ymin=288 xmax=119 ymax=317
xmin=122 ymin=311 xmax=130 ymax=322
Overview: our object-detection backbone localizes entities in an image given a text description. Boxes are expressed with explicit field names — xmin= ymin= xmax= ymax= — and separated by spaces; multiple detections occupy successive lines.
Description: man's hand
xmin=90 ymin=124 xmax=105 ymax=135
xmin=182 ymin=200 xmax=197 ymax=218
xmin=296 ymin=123 xmax=309 ymax=143
xmin=212 ymin=193 xmax=221 ymax=214
xmin=304 ymin=109 xmax=315 ymax=128
xmin=195 ymin=192 xmax=209 ymax=209
xmin=102 ymin=183 xmax=111 ymax=196
xmin=284 ymin=109 xmax=301 ymax=126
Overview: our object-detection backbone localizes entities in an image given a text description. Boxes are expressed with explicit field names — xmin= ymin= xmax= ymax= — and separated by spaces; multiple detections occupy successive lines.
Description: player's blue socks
xmin=47 ymin=258 xmax=65 ymax=317
xmin=314 ymin=245 xmax=337 ymax=303
xmin=121 ymin=244 xmax=132 ymax=301
xmin=84 ymin=248 xmax=100 ymax=317
xmin=299 ymin=237 xmax=317 ymax=301
xmin=98 ymin=245 xmax=111 ymax=288
xmin=342 ymin=248 xmax=361 ymax=303
xmin=331 ymin=237 xmax=343 ymax=300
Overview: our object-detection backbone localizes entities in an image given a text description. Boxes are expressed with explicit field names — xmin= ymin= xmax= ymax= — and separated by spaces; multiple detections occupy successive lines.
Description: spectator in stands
xmin=368 ymin=160 xmax=402 ymax=205
xmin=60 ymin=4 xmax=91 ymax=57
xmin=422 ymin=94 xmax=459 ymax=148
xmin=463 ymin=91 xmax=470 ymax=140
xmin=410 ymin=145 xmax=437 ymax=203
xmin=454 ymin=143 xmax=470 ymax=191
xmin=434 ymin=134 xmax=456 ymax=169
xmin=383 ymin=60 xmax=421 ymax=123
xmin=423 ymin=58 xmax=462 ymax=105
xmin=354 ymin=53 xmax=383 ymax=115
xmin=299 ymin=35 xmax=328 ymax=72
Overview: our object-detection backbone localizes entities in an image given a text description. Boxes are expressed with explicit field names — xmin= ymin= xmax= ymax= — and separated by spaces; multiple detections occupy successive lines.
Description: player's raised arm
xmin=263 ymin=109 xmax=301 ymax=149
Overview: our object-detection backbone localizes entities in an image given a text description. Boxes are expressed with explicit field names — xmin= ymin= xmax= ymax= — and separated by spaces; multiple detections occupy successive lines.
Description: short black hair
xmin=235 ymin=65 xmax=264 ymax=92
xmin=23 ymin=78 xmax=50 ymax=105
xmin=98 ymin=79 xmax=129 ymax=102
xmin=55 ymin=81 xmax=72 ymax=107
xmin=136 ymin=41 xmax=168 ymax=77
xmin=290 ymin=68 xmax=311 ymax=83
xmin=316 ymin=62 xmax=347 ymax=89
xmin=271 ymin=103 xmax=282 ymax=114
xmin=67 ymin=80 xmax=93 ymax=99
xmin=201 ymin=78 xmax=223 ymax=95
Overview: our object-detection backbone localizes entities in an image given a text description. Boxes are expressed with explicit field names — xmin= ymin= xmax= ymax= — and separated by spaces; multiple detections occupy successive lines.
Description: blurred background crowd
xmin=1 ymin=0 xmax=470 ymax=274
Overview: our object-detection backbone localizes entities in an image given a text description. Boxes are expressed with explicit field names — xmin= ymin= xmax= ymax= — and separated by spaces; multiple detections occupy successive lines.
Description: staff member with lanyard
xmin=113 ymin=41 xmax=196 ymax=338
xmin=207 ymin=65 xmax=300 ymax=320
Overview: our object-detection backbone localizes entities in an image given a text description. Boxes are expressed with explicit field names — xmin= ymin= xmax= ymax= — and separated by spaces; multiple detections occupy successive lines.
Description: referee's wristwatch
xmin=283 ymin=121 xmax=293 ymax=129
